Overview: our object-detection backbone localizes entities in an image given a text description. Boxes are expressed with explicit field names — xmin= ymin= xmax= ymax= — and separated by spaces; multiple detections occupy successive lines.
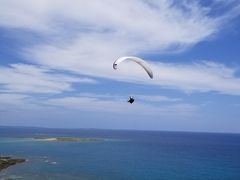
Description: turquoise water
xmin=0 ymin=127 xmax=240 ymax=179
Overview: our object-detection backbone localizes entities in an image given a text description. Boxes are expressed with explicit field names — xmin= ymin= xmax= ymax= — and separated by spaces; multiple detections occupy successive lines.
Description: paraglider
xmin=128 ymin=96 xmax=135 ymax=104
xmin=113 ymin=56 xmax=153 ymax=104
xmin=113 ymin=56 xmax=153 ymax=79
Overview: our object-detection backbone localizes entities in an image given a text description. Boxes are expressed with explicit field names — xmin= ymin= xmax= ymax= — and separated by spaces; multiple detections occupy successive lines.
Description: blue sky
xmin=0 ymin=0 xmax=240 ymax=133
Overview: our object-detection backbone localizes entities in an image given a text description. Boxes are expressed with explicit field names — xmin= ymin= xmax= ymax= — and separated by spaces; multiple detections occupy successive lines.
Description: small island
xmin=33 ymin=137 xmax=104 ymax=142
xmin=0 ymin=156 xmax=26 ymax=171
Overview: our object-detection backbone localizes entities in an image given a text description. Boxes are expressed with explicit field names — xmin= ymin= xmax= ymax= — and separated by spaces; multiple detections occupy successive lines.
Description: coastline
xmin=0 ymin=127 xmax=240 ymax=179
xmin=0 ymin=156 xmax=26 ymax=172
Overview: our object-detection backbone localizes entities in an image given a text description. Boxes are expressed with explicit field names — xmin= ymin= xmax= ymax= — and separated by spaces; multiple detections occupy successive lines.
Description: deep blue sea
xmin=1 ymin=126 xmax=240 ymax=180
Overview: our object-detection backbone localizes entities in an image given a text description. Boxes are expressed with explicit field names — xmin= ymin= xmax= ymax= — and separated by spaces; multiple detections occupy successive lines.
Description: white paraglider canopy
xmin=113 ymin=56 xmax=153 ymax=79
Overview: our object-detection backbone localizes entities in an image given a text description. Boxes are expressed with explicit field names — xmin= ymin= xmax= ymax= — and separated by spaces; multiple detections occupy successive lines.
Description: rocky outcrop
xmin=0 ymin=156 xmax=25 ymax=171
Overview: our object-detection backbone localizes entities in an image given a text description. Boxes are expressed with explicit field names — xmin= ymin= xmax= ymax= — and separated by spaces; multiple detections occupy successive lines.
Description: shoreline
xmin=0 ymin=156 xmax=26 ymax=172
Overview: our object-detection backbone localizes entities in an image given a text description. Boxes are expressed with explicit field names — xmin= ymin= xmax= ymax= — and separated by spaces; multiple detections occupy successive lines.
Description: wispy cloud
xmin=0 ymin=0 xmax=223 ymax=50
xmin=74 ymin=93 xmax=181 ymax=103
xmin=136 ymin=95 xmax=182 ymax=102
xmin=0 ymin=93 xmax=29 ymax=106
xmin=46 ymin=93 xmax=197 ymax=116
xmin=1 ymin=1 xmax=240 ymax=131
xmin=3 ymin=0 xmax=236 ymax=96
xmin=0 ymin=91 xmax=197 ymax=117
xmin=0 ymin=93 xmax=41 ymax=112
xmin=0 ymin=1 xmax=240 ymax=96
xmin=0 ymin=64 xmax=96 ymax=94
xmin=150 ymin=61 xmax=240 ymax=95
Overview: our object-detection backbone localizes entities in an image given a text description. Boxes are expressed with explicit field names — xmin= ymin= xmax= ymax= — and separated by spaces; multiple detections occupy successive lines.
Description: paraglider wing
xmin=113 ymin=56 xmax=153 ymax=79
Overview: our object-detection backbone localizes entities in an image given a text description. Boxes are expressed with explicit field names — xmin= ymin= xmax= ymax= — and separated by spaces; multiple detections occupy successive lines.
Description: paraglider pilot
xmin=128 ymin=96 xmax=135 ymax=104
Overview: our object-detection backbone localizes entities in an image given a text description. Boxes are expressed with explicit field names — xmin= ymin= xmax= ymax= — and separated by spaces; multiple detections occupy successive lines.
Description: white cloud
xmin=1 ymin=0 xmax=232 ymax=54
xmin=0 ymin=0 xmax=240 ymax=96
xmin=0 ymin=93 xmax=29 ymax=106
xmin=0 ymin=1 xmax=51 ymax=32
xmin=46 ymin=94 xmax=197 ymax=116
xmin=137 ymin=95 xmax=182 ymax=102
xmin=0 ymin=0 xmax=221 ymax=49
xmin=22 ymin=41 xmax=240 ymax=95
xmin=0 ymin=64 xmax=96 ymax=94
xmin=151 ymin=61 xmax=240 ymax=95
xmin=0 ymin=93 xmax=42 ymax=111
xmin=76 ymin=93 xmax=181 ymax=103
xmin=0 ymin=91 xmax=196 ymax=117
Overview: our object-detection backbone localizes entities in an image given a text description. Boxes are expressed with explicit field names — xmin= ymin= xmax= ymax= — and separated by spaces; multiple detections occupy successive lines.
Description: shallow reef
xmin=33 ymin=137 xmax=103 ymax=142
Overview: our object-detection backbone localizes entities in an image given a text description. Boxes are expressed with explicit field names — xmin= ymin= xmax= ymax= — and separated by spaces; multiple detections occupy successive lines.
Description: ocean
xmin=0 ymin=126 xmax=240 ymax=180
